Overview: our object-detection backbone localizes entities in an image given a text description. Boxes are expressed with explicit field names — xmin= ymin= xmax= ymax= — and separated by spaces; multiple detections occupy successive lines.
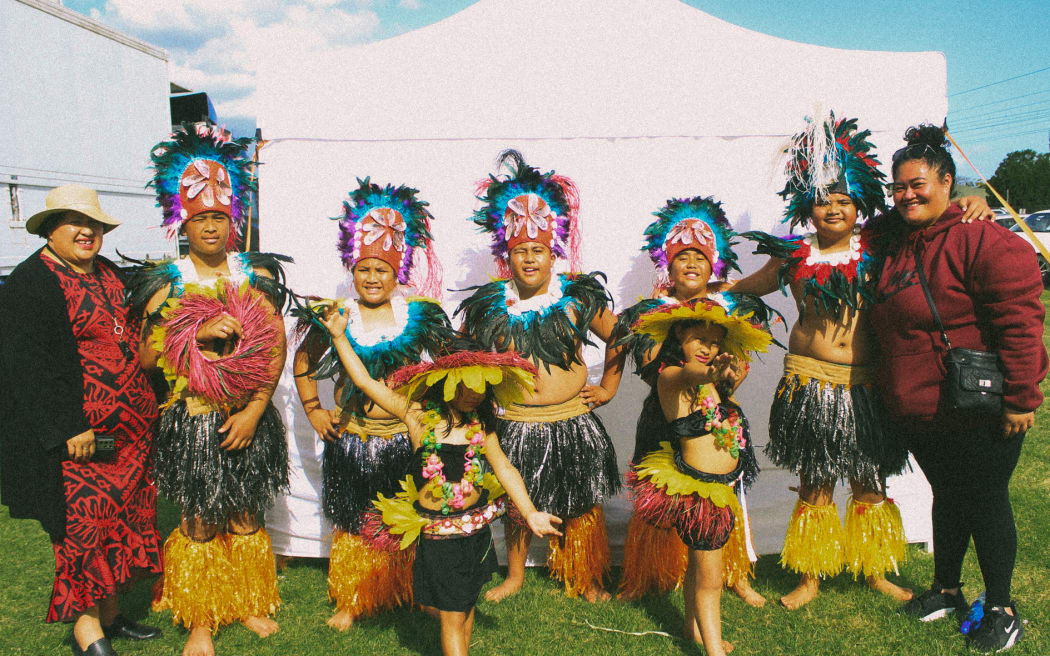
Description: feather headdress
xmin=335 ymin=178 xmax=442 ymax=299
xmin=643 ymin=196 xmax=739 ymax=284
xmin=149 ymin=122 xmax=255 ymax=247
xmin=472 ymin=149 xmax=581 ymax=278
xmin=779 ymin=109 xmax=886 ymax=229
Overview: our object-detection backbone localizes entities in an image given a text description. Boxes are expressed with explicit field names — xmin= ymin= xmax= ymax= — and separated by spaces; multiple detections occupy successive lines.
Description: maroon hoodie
xmin=870 ymin=204 xmax=1047 ymax=421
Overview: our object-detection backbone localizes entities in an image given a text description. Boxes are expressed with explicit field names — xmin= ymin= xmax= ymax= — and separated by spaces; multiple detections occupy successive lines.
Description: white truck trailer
xmin=0 ymin=0 xmax=175 ymax=276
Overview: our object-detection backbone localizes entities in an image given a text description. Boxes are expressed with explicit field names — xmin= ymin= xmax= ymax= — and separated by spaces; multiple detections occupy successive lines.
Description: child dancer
xmin=615 ymin=196 xmax=779 ymax=606
xmin=286 ymin=179 xmax=453 ymax=630
xmin=626 ymin=299 xmax=771 ymax=655
xmin=319 ymin=309 xmax=562 ymax=656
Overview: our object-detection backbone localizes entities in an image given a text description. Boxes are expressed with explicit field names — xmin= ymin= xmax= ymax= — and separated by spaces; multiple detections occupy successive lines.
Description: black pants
xmin=894 ymin=416 xmax=1024 ymax=607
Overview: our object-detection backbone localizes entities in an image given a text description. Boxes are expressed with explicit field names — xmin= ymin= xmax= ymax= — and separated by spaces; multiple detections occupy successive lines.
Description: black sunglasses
xmin=891 ymin=142 xmax=940 ymax=163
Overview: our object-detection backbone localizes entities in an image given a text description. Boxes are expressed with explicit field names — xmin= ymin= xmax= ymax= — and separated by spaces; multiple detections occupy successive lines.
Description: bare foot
xmin=582 ymin=585 xmax=611 ymax=603
xmin=274 ymin=555 xmax=292 ymax=572
xmin=242 ymin=616 xmax=279 ymax=638
xmin=867 ymin=576 xmax=914 ymax=602
xmin=326 ymin=609 xmax=354 ymax=631
xmin=183 ymin=627 xmax=214 ymax=656
xmin=730 ymin=580 xmax=767 ymax=608
xmin=683 ymin=630 xmax=733 ymax=656
xmin=484 ymin=576 xmax=524 ymax=602
xmin=780 ymin=575 xmax=820 ymax=610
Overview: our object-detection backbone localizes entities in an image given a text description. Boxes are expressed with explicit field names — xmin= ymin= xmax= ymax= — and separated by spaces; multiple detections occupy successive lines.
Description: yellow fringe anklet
xmin=617 ymin=514 xmax=687 ymax=599
xmin=844 ymin=497 xmax=908 ymax=579
xmin=328 ymin=531 xmax=414 ymax=615
xmin=152 ymin=528 xmax=236 ymax=631
xmin=722 ymin=512 xmax=754 ymax=588
xmin=780 ymin=500 xmax=845 ymax=578
xmin=547 ymin=505 xmax=610 ymax=597
xmin=228 ymin=528 xmax=281 ymax=620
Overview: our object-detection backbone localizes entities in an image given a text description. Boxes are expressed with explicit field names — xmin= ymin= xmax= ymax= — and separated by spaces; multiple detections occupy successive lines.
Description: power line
xmin=951 ymin=87 xmax=1050 ymax=115
xmin=955 ymin=128 xmax=1049 ymax=145
xmin=949 ymin=65 xmax=1050 ymax=97
xmin=950 ymin=98 xmax=1050 ymax=125
xmin=951 ymin=109 xmax=1050 ymax=132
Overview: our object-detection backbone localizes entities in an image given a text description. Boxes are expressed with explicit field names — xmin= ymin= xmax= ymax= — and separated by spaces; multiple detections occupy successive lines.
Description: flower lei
xmin=699 ymin=393 xmax=746 ymax=458
xmin=789 ymin=227 xmax=871 ymax=286
xmin=502 ymin=275 xmax=566 ymax=317
xmin=419 ymin=404 xmax=487 ymax=515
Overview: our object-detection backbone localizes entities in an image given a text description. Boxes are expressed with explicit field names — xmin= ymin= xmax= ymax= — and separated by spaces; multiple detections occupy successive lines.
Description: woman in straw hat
xmin=0 ymin=185 xmax=163 ymax=656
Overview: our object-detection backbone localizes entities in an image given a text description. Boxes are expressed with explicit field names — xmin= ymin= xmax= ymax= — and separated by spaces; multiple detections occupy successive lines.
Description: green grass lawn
xmin=3 ymin=298 xmax=1050 ymax=655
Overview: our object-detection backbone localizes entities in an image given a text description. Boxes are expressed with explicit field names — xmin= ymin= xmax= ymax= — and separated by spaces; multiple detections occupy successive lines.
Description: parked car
xmin=992 ymin=207 xmax=1015 ymax=229
xmin=1010 ymin=210 xmax=1050 ymax=287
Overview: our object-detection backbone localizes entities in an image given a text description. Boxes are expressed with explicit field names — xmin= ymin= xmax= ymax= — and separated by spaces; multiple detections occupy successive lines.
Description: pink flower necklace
xmin=699 ymin=393 xmax=746 ymax=458
xmin=420 ymin=404 xmax=486 ymax=515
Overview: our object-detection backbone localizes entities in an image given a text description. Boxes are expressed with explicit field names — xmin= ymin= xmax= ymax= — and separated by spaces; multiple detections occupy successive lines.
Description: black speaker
xmin=170 ymin=92 xmax=216 ymax=126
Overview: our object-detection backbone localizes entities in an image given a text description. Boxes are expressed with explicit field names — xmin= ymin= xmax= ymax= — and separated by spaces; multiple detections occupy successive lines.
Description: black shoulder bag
xmin=913 ymin=245 xmax=1004 ymax=415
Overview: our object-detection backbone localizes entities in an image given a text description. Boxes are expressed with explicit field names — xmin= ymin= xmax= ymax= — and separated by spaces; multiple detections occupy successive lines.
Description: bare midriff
xmin=519 ymin=358 xmax=589 ymax=405
xmin=679 ymin=433 xmax=739 ymax=477
xmin=786 ymin=279 xmax=873 ymax=366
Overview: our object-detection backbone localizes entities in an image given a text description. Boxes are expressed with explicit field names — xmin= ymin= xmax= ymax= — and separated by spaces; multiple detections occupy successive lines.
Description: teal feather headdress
xmin=148 ymin=122 xmax=256 ymax=247
xmin=472 ymin=150 xmax=581 ymax=277
xmin=779 ymin=110 xmax=886 ymax=230
xmin=643 ymin=196 xmax=739 ymax=282
xmin=335 ymin=177 xmax=442 ymax=299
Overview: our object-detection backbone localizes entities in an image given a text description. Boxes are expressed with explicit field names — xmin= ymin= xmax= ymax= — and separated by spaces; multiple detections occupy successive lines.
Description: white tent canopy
xmin=258 ymin=0 xmax=940 ymax=559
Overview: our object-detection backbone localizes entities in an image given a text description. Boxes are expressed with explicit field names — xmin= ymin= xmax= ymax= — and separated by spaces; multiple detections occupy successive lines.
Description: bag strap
xmin=913 ymin=242 xmax=953 ymax=350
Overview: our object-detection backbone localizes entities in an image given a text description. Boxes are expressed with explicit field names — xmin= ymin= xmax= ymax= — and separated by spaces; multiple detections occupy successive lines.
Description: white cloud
xmin=89 ymin=1 xmax=381 ymax=128
xmin=398 ymin=0 xmax=422 ymax=9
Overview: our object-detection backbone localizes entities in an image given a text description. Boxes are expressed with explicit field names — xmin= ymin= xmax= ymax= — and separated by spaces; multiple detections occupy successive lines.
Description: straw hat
xmin=25 ymin=185 xmax=121 ymax=236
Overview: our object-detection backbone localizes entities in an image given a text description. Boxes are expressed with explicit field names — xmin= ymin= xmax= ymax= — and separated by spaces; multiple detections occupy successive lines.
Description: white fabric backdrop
xmin=258 ymin=0 xmax=941 ymax=559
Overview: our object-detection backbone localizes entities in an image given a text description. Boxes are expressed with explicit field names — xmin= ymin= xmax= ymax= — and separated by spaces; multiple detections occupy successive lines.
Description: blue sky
xmin=65 ymin=0 xmax=1049 ymax=178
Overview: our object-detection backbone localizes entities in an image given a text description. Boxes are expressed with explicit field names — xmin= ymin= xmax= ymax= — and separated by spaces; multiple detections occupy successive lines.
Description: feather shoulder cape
xmin=292 ymin=295 xmax=456 ymax=409
xmin=742 ymin=229 xmax=876 ymax=318
xmin=454 ymin=271 xmax=611 ymax=371
xmin=126 ymin=251 xmax=292 ymax=325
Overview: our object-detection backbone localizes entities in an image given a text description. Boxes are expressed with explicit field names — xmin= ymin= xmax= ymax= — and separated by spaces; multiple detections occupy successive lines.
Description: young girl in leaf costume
xmin=317 ymin=310 xmax=562 ymax=656
xmin=614 ymin=196 xmax=780 ymax=607
xmin=625 ymin=298 xmax=771 ymax=655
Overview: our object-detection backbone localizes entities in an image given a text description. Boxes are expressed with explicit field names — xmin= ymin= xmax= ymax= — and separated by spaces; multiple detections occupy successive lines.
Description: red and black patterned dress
xmin=42 ymin=254 xmax=163 ymax=623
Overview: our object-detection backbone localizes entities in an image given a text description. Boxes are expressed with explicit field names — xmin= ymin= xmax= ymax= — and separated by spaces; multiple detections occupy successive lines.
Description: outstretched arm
xmin=579 ymin=306 xmax=625 ymax=408
xmin=483 ymin=431 xmax=563 ymax=538
xmin=319 ymin=306 xmax=413 ymax=423
xmin=715 ymin=257 xmax=783 ymax=297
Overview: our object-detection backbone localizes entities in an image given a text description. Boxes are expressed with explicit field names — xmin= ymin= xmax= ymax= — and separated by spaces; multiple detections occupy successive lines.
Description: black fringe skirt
xmin=766 ymin=374 xmax=908 ymax=489
xmin=323 ymin=431 xmax=412 ymax=533
xmin=155 ymin=401 xmax=289 ymax=524
xmin=496 ymin=410 xmax=620 ymax=519
xmin=413 ymin=522 xmax=498 ymax=613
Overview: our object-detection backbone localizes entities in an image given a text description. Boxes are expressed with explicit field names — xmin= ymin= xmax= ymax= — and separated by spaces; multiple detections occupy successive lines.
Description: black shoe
xmin=902 ymin=586 xmax=968 ymax=621
xmin=71 ymin=637 xmax=117 ymax=656
xmin=968 ymin=604 xmax=1024 ymax=653
xmin=102 ymin=615 xmax=162 ymax=641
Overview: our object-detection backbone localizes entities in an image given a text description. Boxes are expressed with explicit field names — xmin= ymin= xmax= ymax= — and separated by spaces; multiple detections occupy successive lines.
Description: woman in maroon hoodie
xmin=870 ymin=125 xmax=1047 ymax=654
